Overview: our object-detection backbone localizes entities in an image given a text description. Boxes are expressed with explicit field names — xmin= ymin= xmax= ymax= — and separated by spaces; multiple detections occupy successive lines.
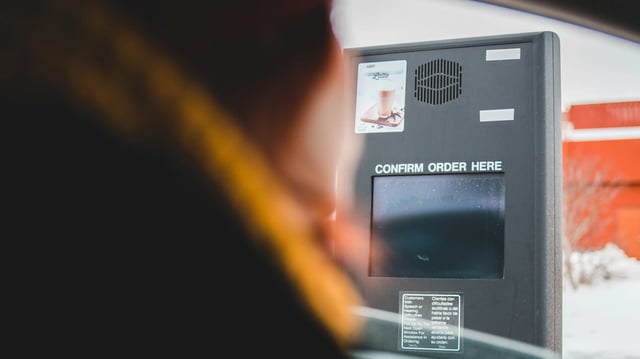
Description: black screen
xmin=370 ymin=173 xmax=505 ymax=279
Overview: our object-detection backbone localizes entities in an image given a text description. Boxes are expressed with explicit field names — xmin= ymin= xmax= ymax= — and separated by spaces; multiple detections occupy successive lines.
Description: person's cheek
xmin=281 ymin=44 xmax=364 ymax=218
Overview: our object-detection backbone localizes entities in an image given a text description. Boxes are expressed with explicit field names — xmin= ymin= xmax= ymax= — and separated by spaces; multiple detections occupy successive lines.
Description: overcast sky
xmin=331 ymin=0 xmax=640 ymax=111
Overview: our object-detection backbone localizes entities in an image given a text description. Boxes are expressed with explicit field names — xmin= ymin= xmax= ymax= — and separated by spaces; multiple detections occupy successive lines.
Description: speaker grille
xmin=414 ymin=59 xmax=462 ymax=105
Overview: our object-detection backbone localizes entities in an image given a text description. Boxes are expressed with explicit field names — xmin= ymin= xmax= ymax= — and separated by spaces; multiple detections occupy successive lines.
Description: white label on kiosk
xmin=480 ymin=108 xmax=515 ymax=122
xmin=486 ymin=48 xmax=521 ymax=61
xmin=400 ymin=292 xmax=463 ymax=352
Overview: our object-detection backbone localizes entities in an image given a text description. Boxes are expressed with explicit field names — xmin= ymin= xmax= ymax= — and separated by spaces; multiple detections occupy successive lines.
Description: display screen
xmin=370 ymin=173 xmax=505 ymax=279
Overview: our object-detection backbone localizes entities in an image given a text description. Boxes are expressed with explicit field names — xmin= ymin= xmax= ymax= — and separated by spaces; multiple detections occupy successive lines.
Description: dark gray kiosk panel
xmin=337 ymin=32 xmax=562 ymax=356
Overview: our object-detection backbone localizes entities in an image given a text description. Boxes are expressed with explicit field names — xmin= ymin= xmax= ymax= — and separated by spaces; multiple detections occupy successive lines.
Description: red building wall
xmin=563 ymin=101 xmax=640 ymax=259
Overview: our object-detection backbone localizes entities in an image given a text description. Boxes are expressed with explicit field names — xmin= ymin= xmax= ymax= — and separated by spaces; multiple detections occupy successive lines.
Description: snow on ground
xmin=563 ymin=244 xmax=640 ymax=359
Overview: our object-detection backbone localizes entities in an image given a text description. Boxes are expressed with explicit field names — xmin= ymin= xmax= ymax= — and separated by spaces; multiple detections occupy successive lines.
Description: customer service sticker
xmin=354 ymin=60 xmax=407 ymax=134
xmin=399 ymin=292 xmax=463 ymax=352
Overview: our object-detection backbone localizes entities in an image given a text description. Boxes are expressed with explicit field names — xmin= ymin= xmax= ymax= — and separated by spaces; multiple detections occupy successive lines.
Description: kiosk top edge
xmin=343 ymin=31 xmax=558 ymax=55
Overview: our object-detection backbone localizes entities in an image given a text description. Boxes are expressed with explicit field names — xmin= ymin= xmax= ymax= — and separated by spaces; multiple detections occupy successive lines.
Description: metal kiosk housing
xmin=337 ymin=32 xmax=562 ymax=356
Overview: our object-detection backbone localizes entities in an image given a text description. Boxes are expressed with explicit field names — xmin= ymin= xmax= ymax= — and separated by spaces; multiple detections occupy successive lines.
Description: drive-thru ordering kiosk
xmin=336 ymin=32 xmax=562 ymax=356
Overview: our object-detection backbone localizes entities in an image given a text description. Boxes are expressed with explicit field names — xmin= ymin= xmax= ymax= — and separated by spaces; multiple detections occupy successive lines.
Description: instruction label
xmin=400 ymin=292 xmax=463 ymax=352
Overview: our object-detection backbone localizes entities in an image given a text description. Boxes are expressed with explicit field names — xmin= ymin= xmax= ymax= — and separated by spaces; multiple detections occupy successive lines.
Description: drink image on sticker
xmin=354 ymin=60 xmax=407 ymax=134
xmin=377 ymin=80 xmax=395 ymax=118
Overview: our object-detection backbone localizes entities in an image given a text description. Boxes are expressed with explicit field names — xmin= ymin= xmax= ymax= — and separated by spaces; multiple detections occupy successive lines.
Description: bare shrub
xmin=563 ymin=156 xmax=621 ymax=289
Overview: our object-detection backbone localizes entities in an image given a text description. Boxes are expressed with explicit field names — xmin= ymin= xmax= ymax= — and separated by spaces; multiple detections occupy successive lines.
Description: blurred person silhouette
xmin=2 ymin=0 xmax=368 ymax=356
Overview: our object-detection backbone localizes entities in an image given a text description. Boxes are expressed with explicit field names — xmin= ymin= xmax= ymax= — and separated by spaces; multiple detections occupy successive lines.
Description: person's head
xmin=4 ymin=0 xmax=363 ymax=243
xmin=4 ymin=2 xmax=368 ymax=351
xmin=98 ymin=0 xmax=360 ymax=220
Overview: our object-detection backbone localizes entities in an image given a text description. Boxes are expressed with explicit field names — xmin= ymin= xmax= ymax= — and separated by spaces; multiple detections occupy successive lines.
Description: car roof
xmin=474 ymin=0 xmax=640 ymax=44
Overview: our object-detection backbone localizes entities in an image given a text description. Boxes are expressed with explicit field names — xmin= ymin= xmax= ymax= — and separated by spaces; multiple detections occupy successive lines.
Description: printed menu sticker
xmin=354 ymin=60 xmax=407 ymax=134
xmin=400 ymin=292 xmax=463 ymax=352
